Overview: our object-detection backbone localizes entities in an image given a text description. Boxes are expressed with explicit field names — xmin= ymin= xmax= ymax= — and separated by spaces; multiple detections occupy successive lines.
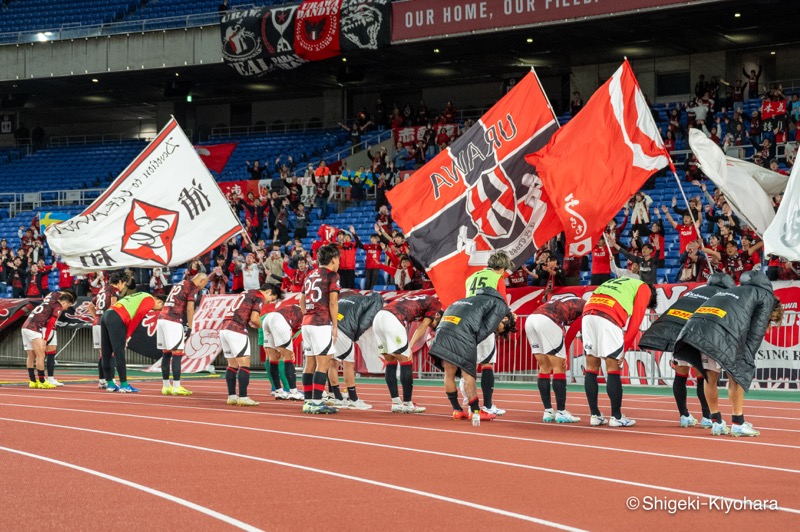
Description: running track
xmin=1 ymin=375 xmax=798 ymax=530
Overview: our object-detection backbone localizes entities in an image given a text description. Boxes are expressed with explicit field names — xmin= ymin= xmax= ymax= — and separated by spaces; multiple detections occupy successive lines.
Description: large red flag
xmin=525 ymin=60 xmax=670 ymax=257
xmin=195 ymin=143 xmax=238 ymax=173
xmin=387 ymin=70 xmax=562 ymax=307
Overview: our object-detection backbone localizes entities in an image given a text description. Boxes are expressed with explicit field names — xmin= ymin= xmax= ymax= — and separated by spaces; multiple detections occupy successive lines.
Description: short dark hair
xmin=109 ymin=272 xmax=126 ymax=285
xmin=261 ymin=283 xmax=283 ymax=299
xmin=152 ymin=294 xmax=167 ymax=303
xmin=641 ymin=243 xmax=654 ymax=252
xmin=58 ymin=290 xmax=76 ymax=304
xmin=317 ymin=244 xmax=340 ymax=266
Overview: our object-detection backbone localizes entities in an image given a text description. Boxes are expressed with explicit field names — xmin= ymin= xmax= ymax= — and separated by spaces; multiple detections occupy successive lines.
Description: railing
xmin=211 ymin=122 xmax=330 ymax=138
xmin=49 ymin=133 xmax=125 ymax=146
xmin=0 ymin=188 xmax=104 ymax=217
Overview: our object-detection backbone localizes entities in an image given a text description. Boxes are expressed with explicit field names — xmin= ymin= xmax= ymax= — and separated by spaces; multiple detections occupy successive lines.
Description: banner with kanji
xmin=761 ymin=98 xmax=788 ymax=137
xmin=45 ymin=119 xmax=243 ymax=274
xmin=393 ymin=124 xmax=459 ymax=147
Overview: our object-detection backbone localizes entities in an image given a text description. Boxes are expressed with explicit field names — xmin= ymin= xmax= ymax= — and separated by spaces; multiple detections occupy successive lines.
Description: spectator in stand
xmin=443 ymin=101 xmax=457 ymax=123
xmin=703 ymin=240 xmax=748 ymax=283
xmin=237 ymin=194 xmax=268 ymax=242
xmin=149 ymin=267 xmax=169 ymax=296
xmin=284 ymin=176 xmax=302 ymax=210
xmin=376 ymin=225 xmax=409 ymax=266
xmin=708 ymin=125 xmax=722 ymax=146
xmin=629 ymin=191 xmax=653 ymax=235
xmin=209 ymin=258 xmax=229 ymax=294
xmin=36 ymin=259 xmax=51 ymax=297
xmin=671 ymin=195 xmax=702 ymax=223
xmin=337 ymin=230 xmax=357 ymax=289
xmin=589 ymin=235 xmax=612 ymax=285
xmin=340 ymin=120 xmax=371 ymax=154
xmin=524 ymin=255 xmax=565 ymax=290
xmin=506 ymin=265 xmax=529 ymax=288
xmin=741 ymin=234 xmax=763 ymax=270
xmin=661 ymin=206 xmax=700 ymax=255
xmin=374 ymin=98 xmax=386 ymax=128
xmin=436 ymin=127 xmax=451 ymax=152
xmin=668 ymin=108 xmax=683 ymax=140
xmin=312 ymin=161 xmax=331 ymax=220
xmin=8 ymin=257 xmax=25 ymax=297
xmin=375 ymin=204 xmax=393 ymax=234
xmin=664 ymin=130 xmax=675 ymax=152
xmin=293 ymin=202 xmax=309 ymax=240
xmin=24 ymin=263 xmax=45 ymax=297
xmin=611 ymin=238 xmax=657 ymax=286
xmin=393 ymin=141 xmax=411 ymax=170
xmin=422 ymin=123 xmax=437 ymax=158
xmin=748 ymin=110 xmax=762 ymax=145
xmin=706 ymin=201 xmax=740 ymax=235
xmin=218 ymin=0 xmax=229 ymax=13
xmin=375 ymin=169 xmax=392 ymax=210
xmin=416 ymin=100 xmax=429 ymax=125
xmin=282 ymin=255 xmax=309 ymax=293
xmin=240 ymin=253 xmax=264 ymax=291
xmin=694 ymin=75 xmax=709 ymax=99
xmin=679 ymin=241 xmax=719 ymax=282
xmin=351 ymin=227 xmax=382 ymax=290
xmin=378 ymin=253 xmax=420 ymax=290
xmin=351 ymin=175 xmax=366 ymax=203
xmin=768 ymin=159 xmax=788 ymax=176
xmin=261 ymin=249 xmax=283 ymax=286
xmin=742 ymin=64 xmax=762 ymax=99
xmin=390 ymin=107 xmax=404 ymax=129
xmin=56 ymin=258 xmax=73 ymax=292
xmin=245 ymin=160 xmax=267 ymax=180
xmin=570 ymin=92 xmax=583 ymax=116
xmin=228 ymin=251 xmax=244 ymax=293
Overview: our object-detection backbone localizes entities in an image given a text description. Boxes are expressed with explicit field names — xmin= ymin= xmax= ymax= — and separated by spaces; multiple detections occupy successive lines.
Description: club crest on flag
xmin=222 ymin=23 xmax=262 ymax=61
xmin=466 ymin=170 xmax=517 ymax=238
xmin=121 ymin=199 xmax=179 ymax=265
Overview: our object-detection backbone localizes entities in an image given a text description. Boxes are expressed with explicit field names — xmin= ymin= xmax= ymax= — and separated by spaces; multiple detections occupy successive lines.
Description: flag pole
xmin=668 ymin=162 xmax=703 ymax=237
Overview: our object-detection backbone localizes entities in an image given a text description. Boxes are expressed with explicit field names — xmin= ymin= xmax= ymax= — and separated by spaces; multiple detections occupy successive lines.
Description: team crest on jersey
xmin=121 ymin=199 xmax=179 ymax=265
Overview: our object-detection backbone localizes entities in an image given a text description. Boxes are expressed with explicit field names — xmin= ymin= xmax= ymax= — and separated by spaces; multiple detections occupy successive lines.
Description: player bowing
xmin=262 ymin=295 xmax=306 ymax=401
xmin=157 ymin=273 xmax=208 ymax=396
xmin=89 ymin=273 xmax=127 ymax=389
xmin=22 ymin=290 xmax=76 ymax=388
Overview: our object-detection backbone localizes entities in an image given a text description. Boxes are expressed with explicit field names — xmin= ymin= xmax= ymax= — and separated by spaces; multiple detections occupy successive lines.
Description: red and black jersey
xmin=362 ymin=243 xmax=382 ymax=269
xmin=338 ymin=241 xmax=357 ymax=270
xmin=221 ymin=289 xmax=263 ymax=334
xmin=23 ymin=291 xmax=63 ymax=333
xmin=722 ymin=251 xmax=747 ymax=283
xmin=385 ymin=294 xmax=441 ymax=327
xmin=387 ymin=242 xmax=410 ymax=265
xmin=302 ymin=267 xmax=341 ymax=326
xmin=92 ymin=285 xmax=120 ymax=326
xmin=159 ymin=280 xmax=199 ymax=324
xmin=533 ymin=297 xmax=585 ymax=328
xmin=506 ymin=268 xmax=528 ymax=288
xmin=277 ymin=305 xmax=303 ymax=333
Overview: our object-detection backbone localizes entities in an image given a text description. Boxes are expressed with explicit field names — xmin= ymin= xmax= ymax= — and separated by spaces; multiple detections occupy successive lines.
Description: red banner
xmin=392 ymin=0 xmax=705 ymax=42
xmin=393 ymin=124 xmax=459 ymax=147
xmin=761 ymin=99 xmax=787 ymax=120
xmin=218 ymin=180 xmax=270 ymax=202
xmin=195 ymin=143 xmax=238 ymax=173
xmin=295 ymin=0 xmax=343 ymax=61
xmin=0 ymin=299 xmax=35 ymax=334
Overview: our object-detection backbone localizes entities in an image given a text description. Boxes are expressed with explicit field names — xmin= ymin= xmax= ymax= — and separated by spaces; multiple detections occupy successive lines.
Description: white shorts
xmin=219 ymin=329 xmax=250 ymax=359
xmin=334 ymin=332 xmax=355 ymax=362
xmin=373 ymin=310 xmax=409 ymax=357
xmin=701 ymin=353 xmax=722 ymax=373
xmin=92 ymin=324 xmax=102 ymax=350
xmin=22 ymin=328 xmax=56 ymax=352
xmin=262 ymin=313 xmax=292 ymax=350
xmin=525 ymin=315 xmax=566 ymax=358
xmin=156 ymin=319 xmax=185 ymax=352
xmin=477 ymin=333 xmax=496 ymax=365
xmin=301 ymin=324 xmax=335 ymax=357
xmin=581 ymin=314 xmax=624 ymax=359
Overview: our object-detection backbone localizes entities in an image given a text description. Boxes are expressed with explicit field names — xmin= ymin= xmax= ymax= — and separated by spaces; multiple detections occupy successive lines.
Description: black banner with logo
xmin=340 ymin=0 xmax=391 ymax=52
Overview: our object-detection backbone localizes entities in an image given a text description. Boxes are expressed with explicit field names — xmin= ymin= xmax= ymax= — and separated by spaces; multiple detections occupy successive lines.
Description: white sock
xmin=173 ymin=380 xmax=180 ymax=388
xmin=163 ymin=380 xmax=170 ymax=387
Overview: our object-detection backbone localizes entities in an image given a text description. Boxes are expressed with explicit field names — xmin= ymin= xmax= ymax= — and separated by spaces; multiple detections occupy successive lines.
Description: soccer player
xmin=262 ymin=297 xmax=306 ymax=402
xmin=428 ymin=286 xmax=516 ymax=423
xmin=581 ymin=277 xmax=657 ymax=427
xmin=673 ymin=270 xmax=782 ymax=437
xmin=22 ymin=290 xmax=75 ymax=389
xmin=461 ymin=251 xmax=512 ymax=416
xmin=157 ymin=273 xmax=208 ymax=396
xmin=639 ymin=273 xmax=735 ymax=428
xmin=525 ymin=295 xmax=585 ymax=423
xmin=299 ymin=244 xmax=341 ymax=414
xmin=327 ymin=292 xmax=384 ymax=410
xmin=101 ymin=292 xmax=165 ymax=393
xmin=220 ymin=283 xmax=280 ymax=406
xmin=373 ymin=293 xmax=442 ymax=413
xmin=89 ymin=272 xmax=127 ymax=389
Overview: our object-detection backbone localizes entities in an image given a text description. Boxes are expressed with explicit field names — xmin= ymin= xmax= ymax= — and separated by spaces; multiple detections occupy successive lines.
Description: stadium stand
xmin=0 ymin=0 xmax=142 ymax=33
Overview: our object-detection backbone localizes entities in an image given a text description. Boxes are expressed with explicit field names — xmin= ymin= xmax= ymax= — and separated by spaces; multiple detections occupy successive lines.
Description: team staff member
xmin=157 ymin=273 xmax=208 ymax=396
xmin=429 ymin=287 xmax=516 ymax=423
xmin=102 ymin=292 xmax=165 ymax=393
xmin=89 ymin=273 xmax=127 ymax=389
xmin=461 ymin=251 xmax=511 ymax=416
xmin=327 ymin=292 xmax=384 ymax=410
xmin=581 ymin=277 xmax=657 ymax=427
xmin=639 ymin=273 xmax=735 ymax=428
xmin=525 ymin=296 xmax=584 ymax=423
xmin=373 ymin=293 xmax=442 ymax=413
xmin=300 ymin=244 xmax=341 ymax=415
xmin=220 ymin=284 xmax=279 ymax=406
xmin=22 ymin=291 xmax=75 ymax=389
xmin=262 ymin=298 xmax=307 ymax=402
xmin=673 ymin=270 xmax=782 ymax=437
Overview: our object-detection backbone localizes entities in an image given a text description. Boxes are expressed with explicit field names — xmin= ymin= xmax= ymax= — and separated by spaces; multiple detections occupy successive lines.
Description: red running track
xmin=1 ymin=380 xmax=798 ymax=531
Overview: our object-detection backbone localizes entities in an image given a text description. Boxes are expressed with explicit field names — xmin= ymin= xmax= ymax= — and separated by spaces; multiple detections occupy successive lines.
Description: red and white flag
xmin=195 ymin=143 xmax=237 ymax=173
xmin=526 ymin=60 xmax=670 ymax=257
xmin=387 ymin=70 xmax=562 ymax=306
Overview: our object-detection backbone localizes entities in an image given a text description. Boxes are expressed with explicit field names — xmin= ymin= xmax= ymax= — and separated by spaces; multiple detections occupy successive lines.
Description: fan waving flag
xmin=387 ymin=69 xmax=562 ymax=306
xmin=195 ymin=143 xmax=238 ymax=174
xmin=46 ymin=118 xmax=244 ymax=273
xmin=526 ymin=60 xmax=670 ymax=257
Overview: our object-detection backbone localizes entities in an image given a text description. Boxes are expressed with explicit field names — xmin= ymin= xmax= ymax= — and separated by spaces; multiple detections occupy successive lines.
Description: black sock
xmin=347 ymin=386 xmax=358 ymax=401
xmin=161 ymin=353 xmax=172 ymax=381
xmin=171 ymin=355 xmax=182 ymax=382
xmin=97 ymin=358 xmax=104 ymax=380
xmin=607 ymin=371 xmax=623 ymax=419
xmin=584 ymin=371 xmax=601 ymax=416
xmin=37 ymin=369 xmax=45 ymax=383
xmin=480 ymin=367 xmax=495 ymax=408
xmin=399 ymin=362 xmax=413 ymax=402
xmin=330 ymin=384 xmax=343 ymax=400
xmin=284 ymin=362 xmax=296 ymax=390
xmin=225 ymin=367 xmax=237 ymax=396
xmin=673 ymin=374 xmax=689 ymax=417
xmin=237 ymin=367 xmax=250 ymax=397
xmin=468 ymin=397 xmax=480 ymax=412
xmin=302 ymin=373 xmax=313 ymax=400
xmin=45 ymin=354 xmax=55 ymax=377
xmin=312 ymin=371 xmax=327 ymax=400
xmin=732 ymin=414 xmax=745 ymax=425
xmin=696 ymin=377 xmax=711 ymax=419
xmin=537 ymin=373 xmax=552 ymax=410
xmin=711 ymin=412 xmax=723 ymax=423
xmin=269 ymin=361 xmax=281 ymax=390
xmin=27 ymin=368 xmax=35 ymax=382
xmin=385 ymin=362 xmax=399 ymax=399
xmin=447 ymin=391 xmax=462 ymax=411
xmin=552 ymin=373 xmax=567 ymax=411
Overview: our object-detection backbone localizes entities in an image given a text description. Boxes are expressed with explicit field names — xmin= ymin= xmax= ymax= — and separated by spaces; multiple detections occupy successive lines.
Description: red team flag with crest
xmin=387 ymin=70 xmax=563 ymax=306
xmin=526 ymin=60 xmax=670 ymax=257
xmin=195 ymin=143 xmax=237 ymax=173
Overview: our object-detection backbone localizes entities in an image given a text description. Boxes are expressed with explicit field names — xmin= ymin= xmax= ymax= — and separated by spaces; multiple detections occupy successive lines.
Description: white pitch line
xmin=0 ymin=417 xmax=585 ymax=532
xmin=0 ymin=445 xmax=263 ymax=532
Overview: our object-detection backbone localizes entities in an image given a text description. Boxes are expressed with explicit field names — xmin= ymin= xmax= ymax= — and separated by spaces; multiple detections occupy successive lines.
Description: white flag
xmin=764 ymin=161 xmax=800 ymax=260
xmin=46 ymin=119 xmax=243 ymax=273
xmin=688 ymin=129 xmax=785 ymax=235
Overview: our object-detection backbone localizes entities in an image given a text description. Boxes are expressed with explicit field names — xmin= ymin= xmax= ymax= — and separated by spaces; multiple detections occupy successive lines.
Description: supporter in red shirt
xmin=282 ymin=256 xmax=309 ymax=293
xmin=741 ymin=234 xmax=763 ymax=270
xmin=352 ymin=228 xmax=383 ymax=290
xmin=506 ymin=266 xmax=529 ymax=288
xmin=337 ymin=230 xmax=357 ymax=289
xmin=590 ymin=236 xmax=612 ymax=285
xmin=56 ymin=259 xmax=73 ymax=290
xmin=378 ymin=253 xmax=420 ymax=290
xmin=228 ymin=252 xmax=244 ymax=293
xmin=662 ymin=206 xmax=700 ymax=254
xmin=648 ymin=221 xmax=665 ymax=268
